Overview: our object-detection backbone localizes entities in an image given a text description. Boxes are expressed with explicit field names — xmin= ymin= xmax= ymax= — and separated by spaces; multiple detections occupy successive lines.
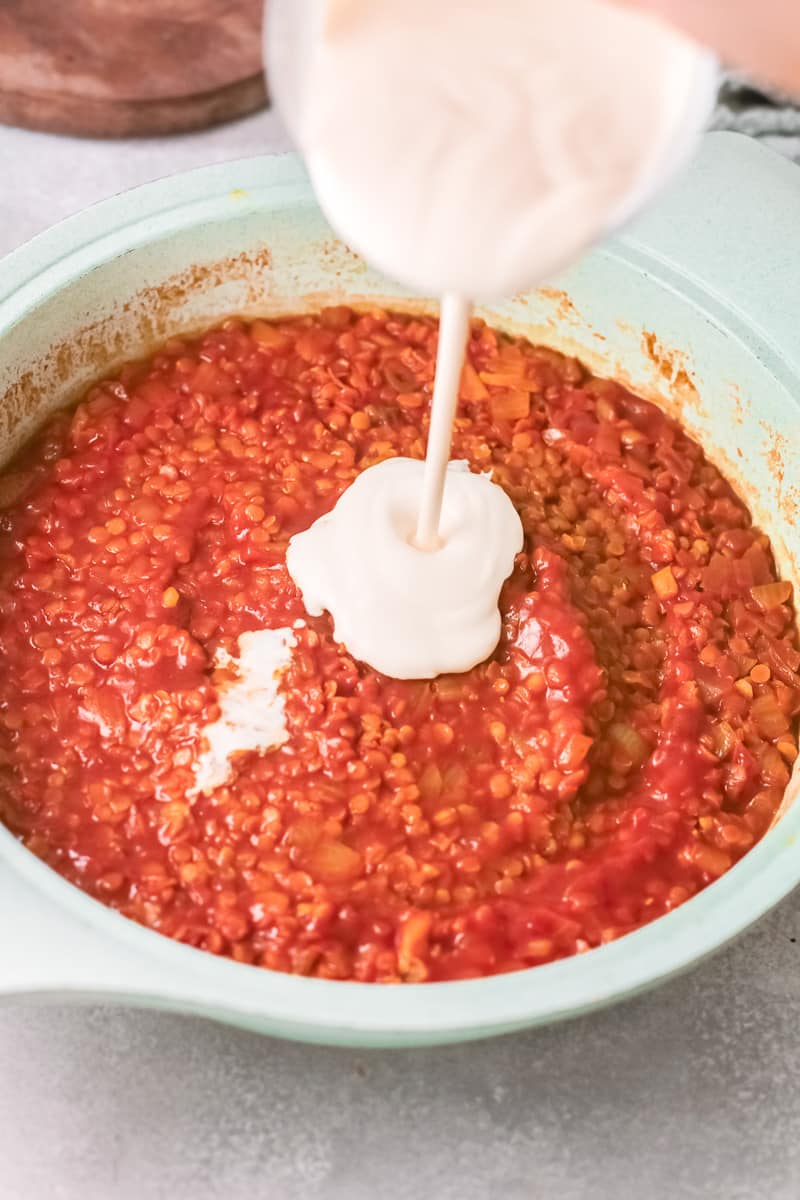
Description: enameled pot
xmin=0 ymin=134 xmax=798 ymax=1046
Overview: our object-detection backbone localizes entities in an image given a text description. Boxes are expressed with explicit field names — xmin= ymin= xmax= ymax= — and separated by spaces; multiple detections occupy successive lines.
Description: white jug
xmin=266 ymin=0 xmax=717 ymax=297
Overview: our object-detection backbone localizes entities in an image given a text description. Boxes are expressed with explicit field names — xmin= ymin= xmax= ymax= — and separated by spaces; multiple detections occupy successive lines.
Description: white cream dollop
xmin=286 ymin=458 xmax=523 ymax=679
xmin=191 ymin=627 xmax=295 ymax=795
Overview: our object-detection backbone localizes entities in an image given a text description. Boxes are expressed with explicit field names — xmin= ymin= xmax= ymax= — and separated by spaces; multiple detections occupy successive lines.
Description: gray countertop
xmin=1 ymin=111 xmax=799 ymax=1200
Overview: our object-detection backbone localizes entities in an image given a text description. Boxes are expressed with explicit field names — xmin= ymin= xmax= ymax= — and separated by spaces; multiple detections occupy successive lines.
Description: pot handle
xmin=623 ymin=131 xmax=800 ymax=378
xmin=0 ymin=857 xmax=171 ymax=1001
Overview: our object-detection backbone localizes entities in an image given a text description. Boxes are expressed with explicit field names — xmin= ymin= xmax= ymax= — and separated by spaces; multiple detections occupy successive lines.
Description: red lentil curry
xmin=0 ymin=307 xmax=797 ymax=982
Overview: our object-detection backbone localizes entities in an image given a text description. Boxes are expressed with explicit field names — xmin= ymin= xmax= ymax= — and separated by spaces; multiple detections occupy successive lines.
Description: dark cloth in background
xmin=713 ymin=72 xmax=800 ymax=161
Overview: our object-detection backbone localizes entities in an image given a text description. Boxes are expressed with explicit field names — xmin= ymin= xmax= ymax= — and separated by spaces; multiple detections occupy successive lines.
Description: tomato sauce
xmin=0 ymin=307 xmax=797 ymax=981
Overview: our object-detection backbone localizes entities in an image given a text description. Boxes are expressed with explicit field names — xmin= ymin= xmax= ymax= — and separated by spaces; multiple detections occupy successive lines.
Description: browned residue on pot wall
xmin=538 ymin=287 xmax=579 ymax=322
xmin=0 ymin=246 xmax=274 ymax=458
xmin=761 ymin=423 xmax=800 ymax=528
xmin=641 ymin=330 xmax=706 ymax=420
xmin=318 ymin=238 xmax=369 ymax=279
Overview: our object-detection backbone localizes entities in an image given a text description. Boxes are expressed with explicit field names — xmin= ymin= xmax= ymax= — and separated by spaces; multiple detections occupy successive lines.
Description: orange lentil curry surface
xmin=0 ymin=307 xmax=797 ymax=981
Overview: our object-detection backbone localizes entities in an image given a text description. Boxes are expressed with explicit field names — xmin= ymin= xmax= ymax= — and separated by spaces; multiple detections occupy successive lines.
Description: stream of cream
xmin=286 ymin=288 xmax=523 ymax=679
xmin=192 ymin=0 xmax=709 ymax=763
xmin=275 ymin=0 xmax=706 ymax=679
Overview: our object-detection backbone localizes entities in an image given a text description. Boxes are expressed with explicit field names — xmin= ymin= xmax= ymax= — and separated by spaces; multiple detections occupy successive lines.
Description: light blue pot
xmin=0 ymin=134 xmax=797 ymax=1046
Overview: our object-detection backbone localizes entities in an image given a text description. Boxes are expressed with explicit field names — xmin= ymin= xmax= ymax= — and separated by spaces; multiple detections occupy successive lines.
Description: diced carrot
xmin=558 ymin=732 xmax=593 ymax=771
xmin=651 ymin=566 xmax=679 ymax=599
xmin=319 ymin=305 xmax=353 ymax=330
xmin=490 ymin=389 xmax=530 ymax=422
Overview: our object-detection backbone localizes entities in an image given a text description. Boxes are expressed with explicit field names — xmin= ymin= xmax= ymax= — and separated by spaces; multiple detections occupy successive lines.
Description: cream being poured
xmin=269 ymin=0 xmax=713 ymax=297
xmin=271 ymin=0 xmax=713 ymax=680
xmin=286 ymin=294 xmax=522 ymax=678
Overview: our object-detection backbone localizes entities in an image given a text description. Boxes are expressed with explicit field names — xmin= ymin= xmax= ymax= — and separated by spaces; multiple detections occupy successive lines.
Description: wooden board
xmin=0 ymin=0 xmax=267 ymax=138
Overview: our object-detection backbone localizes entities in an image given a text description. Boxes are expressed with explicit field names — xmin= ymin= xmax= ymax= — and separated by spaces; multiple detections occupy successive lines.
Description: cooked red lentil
xmin=0 ymin=307 xmax=798 ymax=982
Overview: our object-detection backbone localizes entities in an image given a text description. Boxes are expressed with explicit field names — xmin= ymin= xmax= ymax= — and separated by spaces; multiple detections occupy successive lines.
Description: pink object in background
xmin=616 ymin=0 xmax=800 ymax=94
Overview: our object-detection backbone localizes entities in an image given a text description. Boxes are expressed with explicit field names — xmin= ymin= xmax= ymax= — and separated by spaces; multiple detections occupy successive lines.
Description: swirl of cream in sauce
xmin=286 ymin=458 xmax=523 ymax=679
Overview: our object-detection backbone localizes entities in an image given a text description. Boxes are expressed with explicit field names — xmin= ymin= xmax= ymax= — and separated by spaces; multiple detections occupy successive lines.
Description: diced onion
xmin=751 ymin=693 xmax=791 ymax=739
xmin=459 ymin=362 xmax=489 ymax=401
xmin=751 ymin=581 xmax=793 ymax=610
xmin=383 ymin=357 xmax=419 ymax=393
xmin=609 ymin=723 xmax=650 ymax=765
xmin=480 ymin=371 xmax=535 ymax=389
